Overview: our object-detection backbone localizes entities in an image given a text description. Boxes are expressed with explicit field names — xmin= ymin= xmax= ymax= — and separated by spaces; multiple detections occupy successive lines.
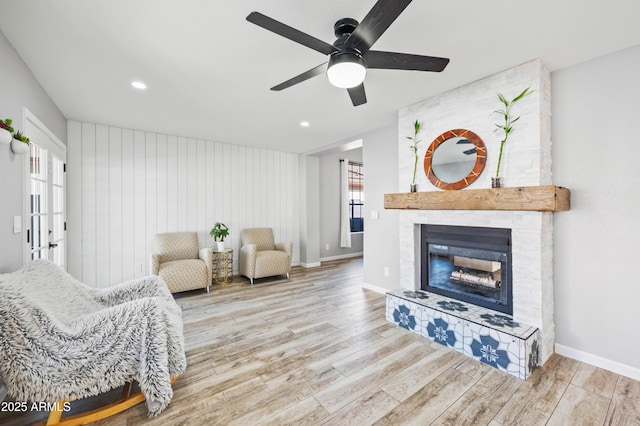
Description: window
xmin=348 ymin=161 xmax=363 ymax=232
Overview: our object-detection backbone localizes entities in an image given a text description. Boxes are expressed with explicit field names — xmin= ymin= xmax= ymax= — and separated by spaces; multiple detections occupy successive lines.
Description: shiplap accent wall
xmin=67 ymin=121 xmax=300 ymax=287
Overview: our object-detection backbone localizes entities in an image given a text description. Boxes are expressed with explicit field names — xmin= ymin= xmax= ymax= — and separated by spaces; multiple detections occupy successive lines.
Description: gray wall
xmin=362 ymin=124 xmax=400 ymax=289
xmin=318 ymin=147 xmax=363 ymax=259
xmin=552 ymin=45 xmax=640 ymax=372
xmin=0 ymin=30 xmax=66 ymax=272
xmin=298 ymin=155 xmax=320 ymax=267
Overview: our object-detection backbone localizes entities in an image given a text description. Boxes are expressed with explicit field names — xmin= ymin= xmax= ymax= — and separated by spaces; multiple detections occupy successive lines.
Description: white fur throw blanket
xmin=0 ymin=260 xmax=186 ymax=416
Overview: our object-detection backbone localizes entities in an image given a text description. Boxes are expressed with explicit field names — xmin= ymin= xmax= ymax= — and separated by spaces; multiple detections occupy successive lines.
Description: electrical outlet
xmin=325 ymin=243 xmax=330 ymax=250
xmin=137 ymin=264 xmax=143 ymax=273
xmin=384 ymin=267 xmax=390 ymax=277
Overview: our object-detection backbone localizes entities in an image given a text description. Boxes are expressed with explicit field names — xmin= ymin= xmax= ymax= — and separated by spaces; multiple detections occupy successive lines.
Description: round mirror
xmin=424 ymin=129 xmax=486 ymax=190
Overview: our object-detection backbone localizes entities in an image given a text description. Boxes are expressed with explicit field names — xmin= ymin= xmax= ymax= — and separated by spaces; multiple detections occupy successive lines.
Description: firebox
xmin=421 ymin=224 xmax=512 ymax=314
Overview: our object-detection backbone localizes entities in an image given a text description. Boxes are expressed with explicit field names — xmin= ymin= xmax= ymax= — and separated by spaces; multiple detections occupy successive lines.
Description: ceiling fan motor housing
xmin=334 ymin=17 xmax=359 ymax=38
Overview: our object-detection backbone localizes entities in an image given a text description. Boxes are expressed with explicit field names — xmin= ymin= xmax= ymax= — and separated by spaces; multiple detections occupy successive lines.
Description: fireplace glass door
xmin=422 ymin=225 xmax=512 ymax=314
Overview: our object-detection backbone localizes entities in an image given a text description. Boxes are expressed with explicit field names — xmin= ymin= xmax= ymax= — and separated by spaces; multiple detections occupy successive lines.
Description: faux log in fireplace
xmin=421 ymin=224 xmax=513 ymax=314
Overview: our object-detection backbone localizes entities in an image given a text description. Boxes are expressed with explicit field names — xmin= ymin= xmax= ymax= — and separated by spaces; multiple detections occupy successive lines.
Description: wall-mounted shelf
xmin=384 ymin=185 xmax=570 ymax=212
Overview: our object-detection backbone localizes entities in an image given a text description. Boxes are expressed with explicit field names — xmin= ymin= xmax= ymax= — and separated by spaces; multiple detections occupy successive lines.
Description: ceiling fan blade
xmin=345 ymin=0 xmax=412 ymax=54
xmin=247 ymin=12 xmax=337 ymax=56
xmin=366 ymin=50 xmax=449 ymax=72
xmin=270 ymin=63 xmax=327 ymax=91
xmin=347 ymin=84 xmax=367 ymax=106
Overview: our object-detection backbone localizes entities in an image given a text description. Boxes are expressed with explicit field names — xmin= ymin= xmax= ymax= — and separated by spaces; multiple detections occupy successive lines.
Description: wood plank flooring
xmin=2 ymin=257 xmax=639 ymax=425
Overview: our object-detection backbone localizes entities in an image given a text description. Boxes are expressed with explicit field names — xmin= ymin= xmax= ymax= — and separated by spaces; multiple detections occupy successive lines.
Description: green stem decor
xmin=493 ymin=87 xmax=532 ymax=178
xmin=407 ymin=119 xmax=422 ymax=185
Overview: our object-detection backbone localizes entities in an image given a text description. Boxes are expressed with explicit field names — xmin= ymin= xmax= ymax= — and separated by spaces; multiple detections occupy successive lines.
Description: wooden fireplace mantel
xmin=384 ymin=185 xmax=570 ymax=212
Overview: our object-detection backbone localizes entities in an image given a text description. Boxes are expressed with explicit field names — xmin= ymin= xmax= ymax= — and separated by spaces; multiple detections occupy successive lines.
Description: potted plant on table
xmin=492 ymin=87 xmax=533 ymax=187
xmin=210 ymin=222 xmax=229 ymax=251
xmin=11 ymin=130 xmax=30 ymax=155
xmin=0 ymin=118 xmax=14 ymax=145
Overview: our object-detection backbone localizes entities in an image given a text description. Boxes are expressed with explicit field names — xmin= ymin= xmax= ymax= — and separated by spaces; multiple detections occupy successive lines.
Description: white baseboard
xmin=299 ymin=261 xmax=321 ymax=268
xmin=555 ymin=343 xmax=640 ymax=381
xmin=361 ymin=282 xmax=388 ymax=295
xmin=320 ymin=252 xmax=363 ymax=262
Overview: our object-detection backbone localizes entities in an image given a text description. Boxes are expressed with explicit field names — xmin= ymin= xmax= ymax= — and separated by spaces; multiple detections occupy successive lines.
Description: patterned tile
xmin=388 ymin=290 xmax=536 ymax=339
xmin=386 ymin=291 xmax=540 ymax=380
xmin=464 ymin=321 xmax=523 ymax=378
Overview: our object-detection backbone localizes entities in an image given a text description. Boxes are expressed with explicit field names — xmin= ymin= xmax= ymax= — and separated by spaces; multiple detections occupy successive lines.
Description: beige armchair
xmin=240 ymin=228 xmax=293 ymax=285
xmin=151 ymin=232 xmax=213 ymax=293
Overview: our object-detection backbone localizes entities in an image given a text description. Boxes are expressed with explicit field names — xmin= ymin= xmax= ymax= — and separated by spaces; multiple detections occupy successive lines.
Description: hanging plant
xmin=10 ymin=131 xmax=30 ymax=154
xmin=493 ymin=87 xmax=533 ymax=178
xmin=13 ymin=130 xmax=30 ymax=145
xmin=0 ymin=118 xmax=14 ymax=133
xmin=0 ymin=118 xmax=14 ymax=145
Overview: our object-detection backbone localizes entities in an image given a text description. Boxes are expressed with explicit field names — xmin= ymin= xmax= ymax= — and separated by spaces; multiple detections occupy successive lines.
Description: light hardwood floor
xmin=2 ymin=258 xmax=639 ymax=425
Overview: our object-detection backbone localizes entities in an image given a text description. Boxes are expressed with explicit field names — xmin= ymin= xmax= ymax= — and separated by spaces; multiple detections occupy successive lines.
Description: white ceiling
xmin=1 ymin=1 xmax=638 ymax=154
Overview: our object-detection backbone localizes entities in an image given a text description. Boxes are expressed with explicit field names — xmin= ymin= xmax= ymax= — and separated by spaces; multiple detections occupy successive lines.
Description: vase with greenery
xmin=492 ymin=87 xmax=532 ymax=187
xmin=210 ymin=222 xmax=229 ymax=251
xmin=0 ymin=118 xmax=14 ymax=145
xmin=406 ymin=119 xmax=422 ymax=192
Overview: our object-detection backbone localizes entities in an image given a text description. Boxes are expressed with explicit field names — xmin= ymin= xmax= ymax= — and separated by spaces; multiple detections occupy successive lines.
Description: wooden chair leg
xmin=39 ymin=377 xmax=179 ymax=426
xmin=46 ymin=401 xmax=68 ymax=425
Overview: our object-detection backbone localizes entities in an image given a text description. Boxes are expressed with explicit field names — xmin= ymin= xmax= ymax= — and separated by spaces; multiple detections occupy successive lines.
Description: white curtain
xmin=339 ymin=159 xmax=352 ymax=248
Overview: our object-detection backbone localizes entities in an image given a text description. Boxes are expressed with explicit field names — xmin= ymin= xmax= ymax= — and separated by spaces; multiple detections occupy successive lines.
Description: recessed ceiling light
xmin=300 ymin=121 xmax=310 ymax=127
xmin=131 ymin=81 xmax=147 ymax=89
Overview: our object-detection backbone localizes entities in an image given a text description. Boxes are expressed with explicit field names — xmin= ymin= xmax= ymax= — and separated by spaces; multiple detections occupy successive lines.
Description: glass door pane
xmin=51 ymin=156 xmax=65 ymax=268
xmin=29 ymin=143 xmax=48 ymax=261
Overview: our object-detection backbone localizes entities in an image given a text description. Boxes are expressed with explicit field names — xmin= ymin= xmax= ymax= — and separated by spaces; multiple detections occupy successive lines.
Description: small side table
xmin=212 ymin=248 xmax=233 ymax=284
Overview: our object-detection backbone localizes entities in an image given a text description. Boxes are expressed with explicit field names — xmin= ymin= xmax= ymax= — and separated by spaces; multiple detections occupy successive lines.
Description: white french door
xmin=24 ymin=110 xmax=66 ymax=269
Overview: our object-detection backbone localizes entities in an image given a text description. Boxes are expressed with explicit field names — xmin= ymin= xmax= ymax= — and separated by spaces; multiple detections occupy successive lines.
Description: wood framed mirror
xmin=423 ymin=129 xmax=486 ymax=190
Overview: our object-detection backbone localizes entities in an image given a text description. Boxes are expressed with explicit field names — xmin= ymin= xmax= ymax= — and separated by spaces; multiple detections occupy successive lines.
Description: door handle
xmin=49 ymin=242 xmax=58 ymax=249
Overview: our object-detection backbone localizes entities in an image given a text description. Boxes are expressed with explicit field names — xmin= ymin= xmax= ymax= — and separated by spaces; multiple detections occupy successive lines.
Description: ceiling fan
xmin=246 ymin=0 xmax=449 ymax=107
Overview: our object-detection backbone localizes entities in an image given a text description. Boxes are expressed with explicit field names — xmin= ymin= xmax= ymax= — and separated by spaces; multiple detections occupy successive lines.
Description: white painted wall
xmin=0 ymin=30 xmax=66 ymax=273
xmin=552 ymin=45 xmax=640 ymax=376
xmin=67 ymin=121 xmax=300 ymax=287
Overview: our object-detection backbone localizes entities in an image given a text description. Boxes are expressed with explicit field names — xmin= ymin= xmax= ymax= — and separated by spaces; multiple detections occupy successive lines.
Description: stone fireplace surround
xmin=389 ymin=60 xmax=556 ymax=376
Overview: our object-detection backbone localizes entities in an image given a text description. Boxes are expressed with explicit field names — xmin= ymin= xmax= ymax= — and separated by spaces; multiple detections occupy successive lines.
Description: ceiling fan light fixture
xmin=327 ymin=52 xmax=366 ymax=89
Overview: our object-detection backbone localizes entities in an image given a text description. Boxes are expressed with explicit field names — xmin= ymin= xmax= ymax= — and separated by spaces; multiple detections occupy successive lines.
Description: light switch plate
xmin=13 ymin=216 xmax=21 ymax=234
xmin=370 ymin=210 xmax=379 ymax=220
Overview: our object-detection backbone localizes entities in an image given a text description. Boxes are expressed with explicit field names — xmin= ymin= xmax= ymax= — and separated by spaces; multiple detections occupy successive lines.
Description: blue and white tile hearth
xmin=426 ymin=317 xmax=457 ymax=348
xmin=480 ymin=313 xmax=521 ymax=328
xmin=470 ymin=334 xmax=511 ymax=370
xmin=385 ymin=292 xmax=539 ymax=379
xmin=527 ymin=338 xmax=540 ymax=374
xmin=436 ymin=300 xmax=469 ymax=312
xmin=402 ymin=290 xmax=429 ymax=299
xmin=393 ymin=304 xmax=417 ymax=331
xmin=386 ymin=295 xmax=424 ymax=332
xmin=464 ymin=322 xmax=523 ymax=378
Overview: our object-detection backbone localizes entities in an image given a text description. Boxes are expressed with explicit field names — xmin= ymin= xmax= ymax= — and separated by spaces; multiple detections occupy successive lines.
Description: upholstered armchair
xmin=240 ymin=228 xmax=293 ymax=285
xmin=151 ymin=232 xmax=213 ymax=293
